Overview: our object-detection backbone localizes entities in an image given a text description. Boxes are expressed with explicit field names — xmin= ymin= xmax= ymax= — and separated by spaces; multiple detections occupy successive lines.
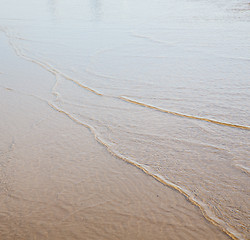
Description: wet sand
xmin=0 ymin=33 xmax=232 ymax=240
xmin=0 ymin=88 xmax=231 ymax=240
xmin=0 ymin=0 xmax=249 ymax=238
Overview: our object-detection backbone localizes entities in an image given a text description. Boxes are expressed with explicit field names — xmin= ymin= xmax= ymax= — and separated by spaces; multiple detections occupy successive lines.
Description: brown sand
xmin=0 ymin=31 xmax=232 ymax=240
xmin=0 ymin=87 xmax=231 ymax=240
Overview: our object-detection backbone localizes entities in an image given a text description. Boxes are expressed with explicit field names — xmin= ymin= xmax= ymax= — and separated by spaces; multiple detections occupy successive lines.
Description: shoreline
xmin=1 ymin=0 xmax=249 ymax=234
xmin=0 ymin=30 xmax=239 ymax=240
xmin=0 ymin=32 xmax=232 ymax=239
xmin=0 ymin=30 xmax=244 ymax=240
xmin=0 ymin=86 xmax=232 ymax=240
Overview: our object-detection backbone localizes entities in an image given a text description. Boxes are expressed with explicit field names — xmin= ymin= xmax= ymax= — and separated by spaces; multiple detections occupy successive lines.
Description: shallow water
xmin=0 ymin=0 xmax=249 ymax=239
xmin=0 ymin=85 xmax=232 ymax=240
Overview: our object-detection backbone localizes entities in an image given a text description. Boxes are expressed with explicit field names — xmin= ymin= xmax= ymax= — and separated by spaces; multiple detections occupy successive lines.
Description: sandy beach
xmin=0 ymin=86 xmax=230 ymax=240
xmin=0 ymin=0 xmax=249 ymax=239
xmin=0 ymin=31 xmax=231 ymax=240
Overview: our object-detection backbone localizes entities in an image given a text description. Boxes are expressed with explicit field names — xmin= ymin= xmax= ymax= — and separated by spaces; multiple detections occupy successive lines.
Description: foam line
xmin=2 ymin=29 xmax=103 ymax=97
xmin=0 ymin=29 xmax=245 ymax=240
xmin=0 ymin=83 xmax=242 ymax=240
xmin=120 ymin=96 xmax=250 ymax=130
xmin=49 ymin=102 xmax=242 ymax=240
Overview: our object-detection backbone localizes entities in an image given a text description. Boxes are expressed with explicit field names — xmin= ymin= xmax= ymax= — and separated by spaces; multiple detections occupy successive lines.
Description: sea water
xmin=0 ymin=0 xmax=249 ymax=239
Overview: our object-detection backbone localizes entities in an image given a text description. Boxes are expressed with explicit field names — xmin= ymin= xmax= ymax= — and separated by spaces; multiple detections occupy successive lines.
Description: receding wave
xmin=48 ymin=102 xmax=243 ymax=240
xmin=3 ymin=29 xmax=249 ymax=132
xmin=1 ymin=29 xmax=247 ymax=240
xmin=119 ymin=96 xmax=250 ymax=130
xmin=1 ymin=29 xmax=103 ymax=97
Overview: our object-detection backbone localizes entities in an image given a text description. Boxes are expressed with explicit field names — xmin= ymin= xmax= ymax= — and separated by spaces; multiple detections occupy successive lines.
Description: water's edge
xmin=1 ymin=29 xmax=245 ymax=240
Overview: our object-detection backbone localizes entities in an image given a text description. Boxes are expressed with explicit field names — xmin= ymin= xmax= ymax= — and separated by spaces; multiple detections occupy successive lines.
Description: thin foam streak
xmin=120 ymin=96 xmax=250 ymax=130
